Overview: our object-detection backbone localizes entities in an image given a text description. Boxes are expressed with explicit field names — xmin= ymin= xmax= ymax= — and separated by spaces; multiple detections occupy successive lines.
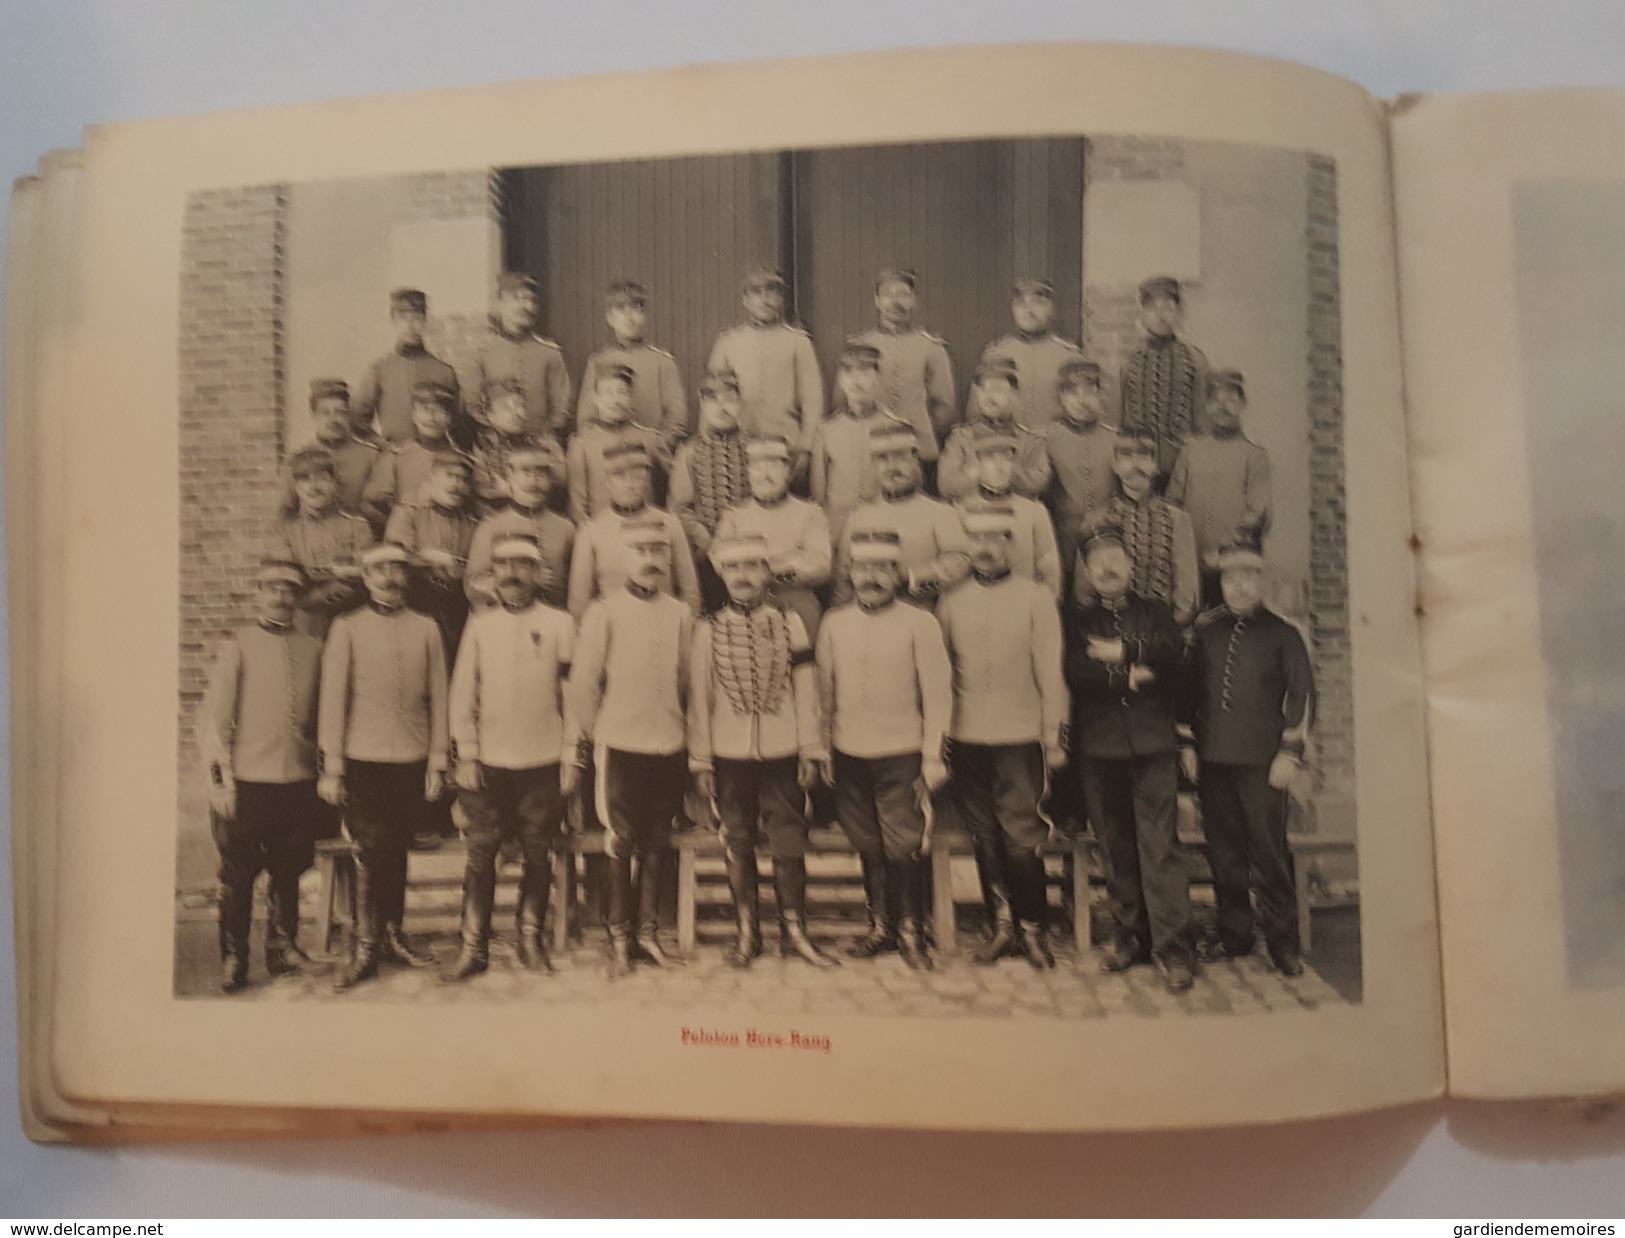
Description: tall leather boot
xmin=515 ymin=860 xmax=554 ymax=973
xmin=334 ymin=853 xmax=381 ymax=992
xmin=1009 ymin=851 xmax=1055 ymax=969
xmin=846 ymin=853 xmax=897 ymax=958
xmin=969 ymin=842 xmax=1017 ymax=965
xmin=218 ymin=881 xmax=253 ymax=994
xmin=775 ymin=857 xmax=838 ymax=968
xmin=264 ymin=870 xmax=311 ymax=976
xmin=379 ymin=847 xmax=435 ymax=969
xmin=632 ymin=850 xmax=683 ymax=967
xmin=443 ymin=858 xmax=496 ymax=982
xmin=605 ymin=854 xmax=635 ymax=979
xmin=723 ymin=850 xmax=762 ymax=969
xmin=895 ymin=858 xmax=934 ymax=972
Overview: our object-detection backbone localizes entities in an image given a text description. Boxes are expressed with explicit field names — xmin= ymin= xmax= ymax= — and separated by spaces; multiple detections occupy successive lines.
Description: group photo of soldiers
xmin=196 ymin=252 xmax=1320 ymax=1004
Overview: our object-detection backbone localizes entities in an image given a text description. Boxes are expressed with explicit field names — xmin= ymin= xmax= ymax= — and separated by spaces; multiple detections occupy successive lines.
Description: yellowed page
xmin=1396 ymin=89 xmax=1625 ymax=1099
xmin=37 ymin=42 xmax=1438 ymax=1133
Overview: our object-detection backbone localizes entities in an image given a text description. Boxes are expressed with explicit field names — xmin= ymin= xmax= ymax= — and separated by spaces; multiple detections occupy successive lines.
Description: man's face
xmin=487 ymin=392 xmax=528 ymax=436
xmin=257 ymin=579 xmax=299 ymax=626
xmin=312 ymin=398 xmax=352 ymax=443
xmin=968 ymin=530 xmax=1012 ymax=576
xmin=1140 ymin=293 xmax=1181 ymax=338
xmin=977 ymin=376 xmax=1016 ymax=419
xmin=595 ymin=378 xmax=633 ymax=422
xmin=875 ymin=279 xmax=916 ymax=327
xmin=1113 ymin=442 xmax=1158 ymax=494
xmin=497 ymin=288 xmax=537 ymax=334
xmin=975 ymin=449 xmax=1015 ymax=493
xmin=606 ymin=301 xmax=646 ymax=342
xmin=411 ymin=399 xmax=452 ymax=441
xmin=1221 ymin=565 xmax=1265 ymax=615
xmin=1059 ymin=379 xmax=1104 ymax=425
xmin=1207 ymin=385 xmax=1245 ymax=434
xmin=875 ymin=446 xmax=920 ymax=496
xmin=627 ymin=541 xmax=670 ymax=591
xmin=508 ymin=459 xmax=553 ymax=508
xmin=1084 ymin=543 xmax=1132 ymax=599
xmin=720 ymin=557 xmax=771 ymax=607
xmin=293 ymin=470 xmax=338 ymax=514
xmin=699 ymin=390 xmax=741 ymax=434
xmin=1011 ymin=293 xmax=1053 ymax=335
xmin=747 ymin=457 xmax=790 ymax=502
xmin=742 ymin=284 xmax=784 ymax=324
xmin=837 ymin=363 xmax=880 ymax=408
xmin=426 ymin=465 xmax=469 ymax=510
xmin=605 ymin=464 xmax=650 ymax=510
xmin=852 ymin=558 xmax=900 ymax=608
xmin=363 ymin=559 xmax=409 ymax=606
xmin=392 ymin=307 xmax=426 ymax=348
xmin=494 ymin=553 xmax=539 ymax=606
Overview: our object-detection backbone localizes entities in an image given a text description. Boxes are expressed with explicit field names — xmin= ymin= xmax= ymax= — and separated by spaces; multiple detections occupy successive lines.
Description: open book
xmin=8 ymin=41 xmax=1619 ymax=1143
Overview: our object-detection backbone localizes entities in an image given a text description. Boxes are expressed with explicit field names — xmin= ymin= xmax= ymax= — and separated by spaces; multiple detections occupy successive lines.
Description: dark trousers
xmin=345 ymin=759 xmax=428 ymax=928
xmin=1198 ymin=760 xmax=1298 ymax=952
xmin=716 ymin=756 xmax=808 ymax=860
xmin=212 ymin=780 xmax=335 ymax=955
xmin=951 ymin=741 xmax=1049 ymax=922
xmin=458 ymin=763 xmax=565 ymax=943
xmin=1079 ymin=752 xmax=1191 ymax=960
xmin=596 ymin=747 xmax=686 ymax=859
xmin=833 ymin=750 xmax=926 ymax=861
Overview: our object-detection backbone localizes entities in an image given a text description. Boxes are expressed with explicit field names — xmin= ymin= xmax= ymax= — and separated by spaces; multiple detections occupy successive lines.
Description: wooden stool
xmin=313 ymin=836 xmax=358 ymax=955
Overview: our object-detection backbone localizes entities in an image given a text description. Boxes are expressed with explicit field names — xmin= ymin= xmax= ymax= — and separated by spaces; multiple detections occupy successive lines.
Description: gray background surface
xmin=6 ymin=0 xmax=1625 ymax=1218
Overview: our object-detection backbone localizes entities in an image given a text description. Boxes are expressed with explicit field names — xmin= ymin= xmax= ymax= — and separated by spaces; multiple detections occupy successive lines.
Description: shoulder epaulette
xmin=1052 ymin=336 xmax=1083 ymax=352
xmin=919 ymin=329 xmax=948 ymax=346
xmin=783 ymin=323 xmax=812 ymax=338
xmin=647 ymin=343 xmax=676 ymax=360
xmin=531 ymin=334 xmax=564 ymax=351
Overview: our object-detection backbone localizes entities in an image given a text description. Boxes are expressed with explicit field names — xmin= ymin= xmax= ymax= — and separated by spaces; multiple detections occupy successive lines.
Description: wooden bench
xmin=313 ymin=836 xmax=358 ymax=955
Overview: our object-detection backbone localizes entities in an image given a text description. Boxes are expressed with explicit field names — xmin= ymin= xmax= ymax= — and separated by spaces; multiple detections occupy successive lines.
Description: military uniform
xmin=809 ymin=405 xmax=908 ymax=541
xmin=469 ymin=428 xmax=554 ymax=515
xmin=272 ymin=508 xmax=375 ymax=641
xmin=354 ymin=343 xmax=462 ymax=447
xmin=577 ymin=342 xmax=688 ymax=447
xmin=1187 ymin=574 xmax=1314 ymax=964
xmin=1043 ymin=415 xmax=1118 ymax=587
xmin=937 ymin=518 xmax=1068 ymax=965
xmin=971 ymin=333 xmax=1084 ymax=432
xmin=956 ymin=491 xmax=1062 ymax=599
xmin=201 ymin=563 xmax=331 ymax=991
xmin=834 ymin=490 xmax=971 ymax=608
xmin=1066 ymin=582 xmax=1192 ymax=969
xmin=276 ymin=435 xmax=381 ymax=524
xmin=465 ymin=503 xmax=575 ymax=613
xmin=466 ymin=327 xmax=572 ymax=442
xmin=669 ymin=427 xmax=750 ymax=611
xmin=564 ymin=418 xmax=669 ymax=526
xmin=384 ymin=498 xmax=479 ymax=656
xmin=937 ymin=417 xmax=1051 ymax=501
xmin=1072 ymin=492 xmax=1200 ymax=628
xmin=1120 ymin=323 xmax=1210 ymax=481
xmin=1166 ymin=431 xmax=1272 ymax=607
xmin=567 ymin=540 xmax=695 ymax=976
xmin=707 ymin=320 xmax=825 ymax=450
xmin=362 ymin=438 xmax=473 ymax=531
xmin=714 ymin=490 xmax=831 ymax=643
xmin=567 ymin=501 xmax=701 ymax=620
xmin=446 ymin=536 xmax=575 ymax=978
xmin=850 ymin=325 xmax=956 ymax=461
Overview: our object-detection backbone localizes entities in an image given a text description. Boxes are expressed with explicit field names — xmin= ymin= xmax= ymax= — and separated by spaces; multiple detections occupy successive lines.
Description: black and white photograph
xmin=173 ymin=133 xmax=1359 ymax=1018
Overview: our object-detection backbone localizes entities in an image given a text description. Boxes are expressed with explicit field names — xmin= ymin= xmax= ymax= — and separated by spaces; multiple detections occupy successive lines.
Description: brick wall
xmin=177 ymin=184 xmax=289 ymax=769
xmin=405 ymin=170 xmax=502 ymax=391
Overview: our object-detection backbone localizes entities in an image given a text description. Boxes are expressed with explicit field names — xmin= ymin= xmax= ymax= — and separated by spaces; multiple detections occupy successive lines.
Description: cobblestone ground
xmin=174 ymin=849 xmax=1357 ymax=1017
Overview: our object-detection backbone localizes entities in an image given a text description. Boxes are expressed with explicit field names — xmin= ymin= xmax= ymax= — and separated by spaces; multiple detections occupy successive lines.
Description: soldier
xmin=833 ymin=424 xmax=970 ymax=608
xmin=273 ymin=445 xmax=374 ymax=641
xmin=444 ymin=532 xmax=577 ymax=982
xmin=953 ymin=430 xmax=1062 ymax=599
xmin=1073 ymin=429 xmax=1200 ymax=629
xmin=849 ymin=266 xmax=957 ymax=473
xmin=714 ymin=436 xmax=831 ymax=642
xmin=465 ymin=440 xmax=575 ymax=613
xmin=576 ymin=279 xmax=689 ymax=452
xmin=816 ymin=529 xmax=952 ymax=971
xmin=384 ymin=451 xmax=480 ymax=659
xmin=937 ymin=507 xmax=1069 ymax=969
xmin=469 ymin=376 xmax=549 ymax=515
xmin=466 ymin=272 xmax=572 ymax=442
xmin=669 ymin=369 xmax=751 ymax=613
xmin=1184 ymin=540 xmax=1315 ymax=977
xmin=353 ymin=288 xmax=462 ymax=446
xmin=318 ymin=542 xmax=451 ymax=992
xmin=565 ymin=363 xmax=669 ymax=525
xmin=566 ymin=442 xmax=701 ymax=620
xmin=809 ymin=341 xmax=913 ymax=541
xmin=566 ymin=523 xmax=695 ymax=979
xmin=707 ymin=266 xmax=825 ymax=464
xmin=201 ymin=558 xmax=330 ymax=993
xmin=1044 ymin=358 xmax=1119 ymax=595
xmin=1066 ymin=525 xmax=1194 ymax=993
xmin=361 ymin=379 xmax=470 ymax=529
xmin=971 ymin=278 xmax=1083 ymax=432
xmin=276 ymin=378 xmax=381 ymax=522
xmin=689 ymin=535 xmax=836 ymax=970
xmin=1166 ymin=369 xmax=1272 ymax=609
xmin=938 ymin=357 xmax=1051 ymax=500
xmin=1119 ymin=275 xmax=1210 ymax=480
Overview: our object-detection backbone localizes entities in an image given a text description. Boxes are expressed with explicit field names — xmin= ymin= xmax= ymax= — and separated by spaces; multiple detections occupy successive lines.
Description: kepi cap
xmin=309 ymin=378 xmax=350 ymax=405
xmin=960 ymin=503 xmax=1017 ymax=537
xmin=711 ymin=534 xmax=772 ymax=569
xmin=1138 ymin=275 xmax=1182 ymax=304
xmin=411 ymin=379 xmax=457 ymax=409
xmin=619 ymin=518 xmax=671 ymax=552
xmin=602 ymin=441 xmax=652 ymax=474
xmin=745 ymin=436 xmax=792 ymax=464
xmin=974 ymin=356 xmax=1021 ymax=388
xmin=874 ymin=265 xmax=917 ymax=291
xmin=1011 ymin=276 xmax=1054 ymax=298
xmin=970 ymin=425 xmax=1020 ymax=456
xmin=495 ymin=272 xmax=538 ymax=295
xmin=605 ymin=278 xmax=647 ymax=306
xmin=741 ymin=266 xmax=788 ymax=292
xmin=1058 ymin=359 xmax=1103 ymax=387
xmin=361 ymin=541 xmax=413 ymax=568
xmin=1216 ymin=538 xmax=1267 ymax=573
xmin=288 ymin=445 xmax=338 ymax=480
xmin=390 ymin=287 xmax=428 ymax=313
xmin=256 ymin=557 xmax=307 ymax=588
xmin=867 ymin=423 xmax=919 ymax=456
xmin=837 ymin=340 xmax=883 ymax=370
xmin=698 ymin=368 xmax=741 ymax=398
xmin=491 ymin=532 xmax=544 ymax=562
xmin=1206 ymin=368 xmax=1246 ymax=399
xmin=847 ymin=528 xmax=903 ymax=565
